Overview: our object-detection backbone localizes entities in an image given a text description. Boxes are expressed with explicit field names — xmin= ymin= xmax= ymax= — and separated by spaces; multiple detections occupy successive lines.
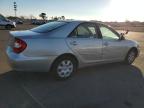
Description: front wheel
xmin=51 ymin=56 xmax=77 ymax=80
xmin=125 ymin=50 xmax=137 ymax=64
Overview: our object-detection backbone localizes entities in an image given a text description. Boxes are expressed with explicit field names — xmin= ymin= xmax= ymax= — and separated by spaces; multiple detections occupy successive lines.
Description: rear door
xmin=66 ymin=22 xmax=102 ymax=63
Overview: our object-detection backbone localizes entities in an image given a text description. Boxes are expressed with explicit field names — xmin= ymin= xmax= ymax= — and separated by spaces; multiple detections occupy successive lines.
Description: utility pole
xmin=13 ymin=2 xmax=17 ymax=18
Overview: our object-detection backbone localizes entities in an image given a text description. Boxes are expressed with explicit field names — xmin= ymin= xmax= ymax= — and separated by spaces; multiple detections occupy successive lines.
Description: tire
xmin=5 ymin=25 xmax=12 ymax=30
xmin=51 ymin=56 xmax=78 ymax=80
xmin=125 ymin=49 xmax=137 ymax=65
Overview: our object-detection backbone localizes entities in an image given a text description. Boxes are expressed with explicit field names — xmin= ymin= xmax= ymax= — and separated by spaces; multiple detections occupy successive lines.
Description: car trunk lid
xmin=9 ymin=30 xmax=40 ymax=37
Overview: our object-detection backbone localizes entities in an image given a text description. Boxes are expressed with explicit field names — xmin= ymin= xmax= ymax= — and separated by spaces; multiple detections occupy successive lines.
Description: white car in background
xmin=0 ymin=14 xmax=16 ymax=29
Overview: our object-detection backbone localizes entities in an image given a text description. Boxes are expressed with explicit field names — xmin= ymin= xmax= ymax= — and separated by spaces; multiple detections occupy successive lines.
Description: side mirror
xmin=120 ymin=30 xmax=129 ymax=36
xmin=119 ymin=30 xmax=129 ymax=40
xmin=119 ymin=33 xmax=125 ymax=40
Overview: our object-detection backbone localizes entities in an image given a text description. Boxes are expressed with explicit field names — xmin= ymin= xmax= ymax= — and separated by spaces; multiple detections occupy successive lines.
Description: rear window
xmin=31 ymin=21 xmax=67 ymax=33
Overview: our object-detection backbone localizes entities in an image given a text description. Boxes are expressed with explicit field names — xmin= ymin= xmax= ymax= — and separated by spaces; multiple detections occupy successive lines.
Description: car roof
xmin=43 ymin=20 xmax=106 ymax=38
xmin=57 ymin=20 xmax=105 ymax=26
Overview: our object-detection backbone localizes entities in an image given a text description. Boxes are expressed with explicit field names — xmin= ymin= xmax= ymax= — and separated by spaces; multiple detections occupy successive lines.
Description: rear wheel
xmin=125 ymin=49 xmax=137 ymax=64
xmin=51 ymin=56 xmax=77 ymax=80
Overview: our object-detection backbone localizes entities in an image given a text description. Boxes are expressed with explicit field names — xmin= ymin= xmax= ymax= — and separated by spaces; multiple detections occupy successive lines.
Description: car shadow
xmin=0 ymin=63 xmax=144 ymax=108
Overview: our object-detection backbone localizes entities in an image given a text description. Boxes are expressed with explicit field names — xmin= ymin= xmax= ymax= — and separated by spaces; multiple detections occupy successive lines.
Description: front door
xmin=99 ymin=24 xmax=126 ymax=61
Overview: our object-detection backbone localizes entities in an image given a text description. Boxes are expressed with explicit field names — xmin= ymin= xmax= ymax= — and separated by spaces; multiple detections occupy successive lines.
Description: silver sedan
xmin=6 ymin=21 xmax=140 ymax=79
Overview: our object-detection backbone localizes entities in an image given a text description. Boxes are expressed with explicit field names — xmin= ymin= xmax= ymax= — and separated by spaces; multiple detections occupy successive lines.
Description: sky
xmin=0 ymin=0 xmax=144 ymax=22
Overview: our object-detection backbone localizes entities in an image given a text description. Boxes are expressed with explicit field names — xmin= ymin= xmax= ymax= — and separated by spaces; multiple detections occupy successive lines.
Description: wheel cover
xmin=57 ymin=60 xmax=74 ymax=78
xmin=128 ymin=51 xmax=136 ymax=63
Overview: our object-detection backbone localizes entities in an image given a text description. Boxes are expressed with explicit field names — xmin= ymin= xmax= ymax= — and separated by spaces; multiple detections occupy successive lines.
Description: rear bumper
xmin=6 ymin=47 xmax=56 ymax=72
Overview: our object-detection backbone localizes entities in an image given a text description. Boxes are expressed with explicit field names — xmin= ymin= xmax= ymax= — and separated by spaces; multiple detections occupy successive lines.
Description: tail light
xmin=13 ymin=38 xmax=27 ymax=53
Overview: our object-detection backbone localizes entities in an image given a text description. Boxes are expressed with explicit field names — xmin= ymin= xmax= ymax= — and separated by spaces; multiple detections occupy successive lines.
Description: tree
xmin=58 ymin=17 xmax=61 ymax=20
xmin=53 ymin=16 xmax=58 ymax=21
xmin=61 ymin=16 xmax=65 ymax=20
xmin=39 ymin=13 xmax=46 ymax=20
xmin=7 ymin=16 xmax=17 ymax=20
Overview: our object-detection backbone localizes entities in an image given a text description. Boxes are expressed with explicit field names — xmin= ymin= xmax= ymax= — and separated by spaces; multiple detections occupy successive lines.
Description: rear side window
xmin=31 ymin=21 xmax=67 ymax=33
xmin=70 ymin=23 xmax=98 ymax=38
xmin=77 ymin=25 xmax=90 ymax=36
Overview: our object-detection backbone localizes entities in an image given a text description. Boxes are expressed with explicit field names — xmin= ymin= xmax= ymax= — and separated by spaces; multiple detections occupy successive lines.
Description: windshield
xmin=31 ymin=21 xmax=67 ymax=33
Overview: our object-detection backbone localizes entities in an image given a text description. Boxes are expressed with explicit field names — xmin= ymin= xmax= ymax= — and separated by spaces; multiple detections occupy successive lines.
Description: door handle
xmin=70 ymin=41 xmax=78 ymax=46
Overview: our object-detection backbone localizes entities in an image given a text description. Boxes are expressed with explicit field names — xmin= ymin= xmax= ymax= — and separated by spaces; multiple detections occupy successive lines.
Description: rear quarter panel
xmin=22 ymin=37 xmax=73 ymax=57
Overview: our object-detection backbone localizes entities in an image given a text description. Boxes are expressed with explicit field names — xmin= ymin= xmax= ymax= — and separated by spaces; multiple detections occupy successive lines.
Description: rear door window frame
xmin=68 ymin=22 xmax=102 ymax=39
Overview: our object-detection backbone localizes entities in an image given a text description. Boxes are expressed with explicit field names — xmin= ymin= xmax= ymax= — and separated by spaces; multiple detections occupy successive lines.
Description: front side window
xmin=100 ymin=25 xmax=119 ymax=40
xmin=70 ymin=23 xmax=98 ymax=38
